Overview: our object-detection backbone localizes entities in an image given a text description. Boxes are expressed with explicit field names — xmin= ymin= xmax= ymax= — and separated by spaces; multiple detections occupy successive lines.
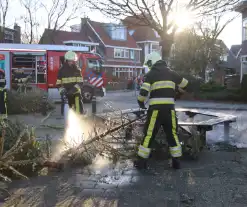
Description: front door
xmin=0 ymin=51 xmax=10 ymax=89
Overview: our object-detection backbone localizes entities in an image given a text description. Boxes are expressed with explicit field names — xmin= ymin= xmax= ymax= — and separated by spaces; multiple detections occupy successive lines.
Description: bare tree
xmin=0 ymin=0 xmax=9 ymax=42
xmin=40 ymin=0 xmax=81 ymax=43
xmin=19 ymin=0 xmax=41 ymax=44
xmin=170 ymin=13 xmax=238 ymax=80
xmin=195 ymin=14 xmax=238 ymax=79
xmin=85 ymin=0 xmax=240 ymax=60
xmin=41 ymin=0 xmax=81 ymax=31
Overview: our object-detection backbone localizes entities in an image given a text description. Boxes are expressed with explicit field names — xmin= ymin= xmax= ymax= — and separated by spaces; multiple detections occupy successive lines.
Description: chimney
xmin=80 ymin=17 xmax=89 ymax=33
xmin=14 ymin=23 xmax=21 ymax=43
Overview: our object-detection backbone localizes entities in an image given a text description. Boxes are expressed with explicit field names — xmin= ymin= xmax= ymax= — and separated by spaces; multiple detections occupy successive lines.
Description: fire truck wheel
xmin=83 ymin=87 xmax=93 ymax=103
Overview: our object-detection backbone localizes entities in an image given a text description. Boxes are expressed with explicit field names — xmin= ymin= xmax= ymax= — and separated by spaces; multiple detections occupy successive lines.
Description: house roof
xmin=39 ymin=29 xmax=93 ymax=45
xmin=240 ymin=41 xmax=247 ymax=56
xmin=122 ymin=14 xmax=154 ymax=29
xmin=132 ymin=26 xmax=160 ymax=42
xmin=230 ymin=45 xmax=241 ymax=57
xmin=121 ymin=15 xmax=160 ymax=42
xmin=234 ymin=1 xmax=247 ymax=12
xmin=87 ymin=20 xmax=139 ymax=49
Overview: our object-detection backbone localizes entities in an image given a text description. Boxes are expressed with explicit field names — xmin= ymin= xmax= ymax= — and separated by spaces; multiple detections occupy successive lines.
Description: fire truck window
xmin=87 ymin=59 xmax=101 ymax=75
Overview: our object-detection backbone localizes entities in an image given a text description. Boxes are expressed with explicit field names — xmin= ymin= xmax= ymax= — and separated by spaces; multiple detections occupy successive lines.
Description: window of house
xmin=114 ymin=48 xmax=131 ymax=58
xmin=129 ymin=30 xmax=135 ymax=35
xmin=4 ymin=30 xmax=14 ymax=41
xmin=125 ymin=50 xmax=129 ymax=58
xmin=151 ymin=43 xmax=160 ymax=53
xmin=243 ymin=18 xmax=247 ymax=41
xmin=220 ymin=55 xmax=227 ymax=62
xmin=130 ymin=50 xmax=134 ymax=59
xmin=111 ymin=26 xmax=127 ymax=40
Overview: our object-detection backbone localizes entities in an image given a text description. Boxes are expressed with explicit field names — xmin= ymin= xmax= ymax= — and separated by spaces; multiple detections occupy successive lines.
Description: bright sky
xmin=6 ymin=0 xmax=242 ymax=48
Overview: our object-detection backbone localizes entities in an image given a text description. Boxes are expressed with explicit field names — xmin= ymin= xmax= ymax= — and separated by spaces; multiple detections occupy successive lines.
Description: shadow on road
xmin=3 ymin=149 xmax=247 ymax=207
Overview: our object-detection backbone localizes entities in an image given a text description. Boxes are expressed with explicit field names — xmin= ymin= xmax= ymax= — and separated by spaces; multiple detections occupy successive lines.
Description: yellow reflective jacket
xmin=137 ymin=60 xmax=188 ymax=109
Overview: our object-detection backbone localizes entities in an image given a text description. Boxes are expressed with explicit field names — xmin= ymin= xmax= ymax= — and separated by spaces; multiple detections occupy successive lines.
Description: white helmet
xmin=64 ymin=50 xmax=78 ymax=61
xmin=144 ymin=51 xmax=161 ymax=68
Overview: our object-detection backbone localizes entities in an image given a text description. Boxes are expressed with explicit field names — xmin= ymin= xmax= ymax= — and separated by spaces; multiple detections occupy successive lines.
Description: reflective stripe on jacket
xmin=56 ymin=62 xmax=83 ymax=92
xmin=137 ymin=60 xmax=188 ymax=108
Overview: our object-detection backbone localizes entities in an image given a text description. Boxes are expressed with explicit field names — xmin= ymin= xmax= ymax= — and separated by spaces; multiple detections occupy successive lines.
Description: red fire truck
xmin=0 ymin=43 xmax=106 ymax=102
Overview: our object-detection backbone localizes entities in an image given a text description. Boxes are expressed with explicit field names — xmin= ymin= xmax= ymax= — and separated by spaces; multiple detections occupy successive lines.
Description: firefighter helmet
xmin=144 ymin=51 xmax=161 ymax=68
xmin=64 ymin=51 xmax=78 ymax=61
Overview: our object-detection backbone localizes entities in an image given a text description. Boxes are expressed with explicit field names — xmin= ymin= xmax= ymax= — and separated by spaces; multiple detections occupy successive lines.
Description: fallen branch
xmin=76 ymin=114 xmax=145 ymax=151
xmin=40 ymin=124 xmax=64 ymax=130
xmin=41 ymin=110 xmax=55 ymax=124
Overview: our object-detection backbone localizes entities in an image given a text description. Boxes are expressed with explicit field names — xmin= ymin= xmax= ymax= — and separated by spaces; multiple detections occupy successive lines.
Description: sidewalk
xmin=104 ymin=90 xmax=247 ymax=111
xmin=3 ymin=149 xmax=247 ymax=206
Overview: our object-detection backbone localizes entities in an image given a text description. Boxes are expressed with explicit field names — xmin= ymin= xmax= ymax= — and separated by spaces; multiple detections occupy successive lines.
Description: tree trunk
xmin=160 ymin=34 xmax=174 ymax=63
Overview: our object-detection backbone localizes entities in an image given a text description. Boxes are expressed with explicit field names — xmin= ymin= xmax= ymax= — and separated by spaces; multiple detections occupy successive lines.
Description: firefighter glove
xmin=59 ymin=87 xmax=66 ymax=95
xmin=138 ymin=101 xmax=146 ymax=110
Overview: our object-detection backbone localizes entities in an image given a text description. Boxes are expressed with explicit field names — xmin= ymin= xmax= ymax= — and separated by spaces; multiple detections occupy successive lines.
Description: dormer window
xmin=128 ymin=30 xmax=135 ymax=35
xmin=111 ymin=26 xmax=127 ymax=40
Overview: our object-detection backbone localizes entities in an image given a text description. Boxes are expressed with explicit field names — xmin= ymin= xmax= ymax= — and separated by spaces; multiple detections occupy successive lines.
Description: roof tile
xmin=40 ymin=29 xmax=91 ymax=44
xmin=88 ymin=20 xmax=139 ymax=48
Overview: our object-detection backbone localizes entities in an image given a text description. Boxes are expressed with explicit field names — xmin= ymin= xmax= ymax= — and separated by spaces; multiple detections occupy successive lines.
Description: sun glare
xmin=173 ymin=10 xmax=194 ymax=31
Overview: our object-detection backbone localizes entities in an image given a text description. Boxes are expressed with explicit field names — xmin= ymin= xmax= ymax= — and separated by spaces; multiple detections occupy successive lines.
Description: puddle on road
xmin=76 ymin=155 xmax=138 ymax=187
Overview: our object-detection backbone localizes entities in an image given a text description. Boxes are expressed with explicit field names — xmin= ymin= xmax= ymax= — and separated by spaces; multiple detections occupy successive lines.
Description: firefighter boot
xmin=172 ymin=157 xmax=181 ymax=169
xmin=133 ymin=157 xmax=147 ymax=170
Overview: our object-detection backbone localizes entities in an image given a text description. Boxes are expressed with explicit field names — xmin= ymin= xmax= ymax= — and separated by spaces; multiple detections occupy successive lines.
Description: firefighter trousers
xmin=67 ymin=93 xmax=84 ymax=114
xmin=0 ymin=88 xmax=7 ymax=118
xmin=137 ymin=107 xmax=182 ymax=159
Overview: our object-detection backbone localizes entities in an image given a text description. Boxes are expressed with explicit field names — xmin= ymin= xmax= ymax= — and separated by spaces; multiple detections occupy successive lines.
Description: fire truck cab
xmin=0 ymin=43 xmax=105 ymax=103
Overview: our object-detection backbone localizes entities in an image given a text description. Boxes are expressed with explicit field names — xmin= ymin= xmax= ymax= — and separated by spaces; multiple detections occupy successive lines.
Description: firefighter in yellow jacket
xmin=134 ymin=52 xmax=189 ymax=170
xmin=0 ymin=70 xmax=7 ymax=119
xmin=56 ymin=51 xmax=84 ymax=114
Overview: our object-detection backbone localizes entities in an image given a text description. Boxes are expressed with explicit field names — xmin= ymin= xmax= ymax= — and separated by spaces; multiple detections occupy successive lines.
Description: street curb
xmin=176 ymin=106 xmax=247 ymax=111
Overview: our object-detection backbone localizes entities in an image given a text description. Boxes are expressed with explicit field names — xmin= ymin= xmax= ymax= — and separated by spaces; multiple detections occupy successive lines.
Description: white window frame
xmin=111 ymin=26 xmax=127 ymax=41
xmin=125 ymin=50 xmax=129 ymax=58
xmin=114 ymin=48 xmax=130 ymax=58
xmin=220 ymin=54 xmax=227 ymax=62
xmin=130 ymin=50 xmax=134 ymax=59
xmin=151 ymin=43 xmax=161 ymax=53
xmin=243 ymin=18 xmax=247 ymax=41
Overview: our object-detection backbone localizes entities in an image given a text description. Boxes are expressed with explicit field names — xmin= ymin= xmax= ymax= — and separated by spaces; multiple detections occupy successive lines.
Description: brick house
xmin=40 ymin=18 xmax=143 ymax=80
xmin=122 ymin=16 xmax=161 ymax=67
xmin=39 ymin=28 xmax=99 ymax=52
xmin=0 ymin=23 xmax=21 ymax=43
